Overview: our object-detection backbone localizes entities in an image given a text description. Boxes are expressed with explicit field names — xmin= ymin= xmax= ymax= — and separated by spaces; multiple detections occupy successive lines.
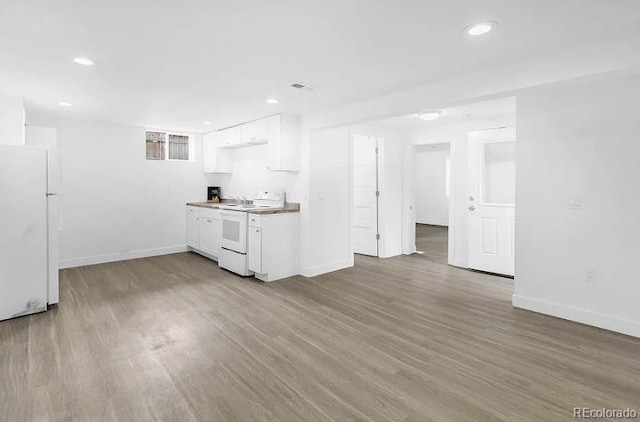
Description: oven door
xmin=220 ymin=211 xmax=248 ymax=254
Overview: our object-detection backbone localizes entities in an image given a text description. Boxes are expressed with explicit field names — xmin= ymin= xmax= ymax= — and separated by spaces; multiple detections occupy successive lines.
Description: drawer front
xmin=248 ymin=214 xmax=262 ymax=228
xmin=187 ymin=206 xmax=200 ymax=217
xmin=200 ymin=207 xmax=220 ymax=220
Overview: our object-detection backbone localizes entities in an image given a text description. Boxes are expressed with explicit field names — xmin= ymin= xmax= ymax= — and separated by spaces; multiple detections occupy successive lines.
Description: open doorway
xmin=414 ymin=142 xmax=450 ymax=264
xmin=365 ymin=96 xmax=517 ymax=276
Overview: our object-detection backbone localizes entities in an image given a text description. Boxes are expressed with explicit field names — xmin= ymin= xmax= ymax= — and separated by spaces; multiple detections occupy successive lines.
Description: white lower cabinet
xmin=247 ymin=212 xmax=299 ymax=282
xmin=248 ymin=226 xmax=262 ymax=273
xmin=187 ymin=206 xmax=221 ymax=260
xmin=186 ymin=206 xmax=200 ymax=248
xmin=188 ymin=205 xmax=299 ymax=279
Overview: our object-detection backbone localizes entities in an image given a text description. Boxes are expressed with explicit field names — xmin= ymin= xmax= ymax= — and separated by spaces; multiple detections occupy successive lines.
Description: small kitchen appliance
xmin=207 ymin=186 xmax=220 ymax=203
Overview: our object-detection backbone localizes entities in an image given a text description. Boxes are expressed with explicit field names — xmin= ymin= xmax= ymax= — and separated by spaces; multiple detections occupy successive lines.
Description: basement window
xmin=145 ymin=131 xmax=194 ymax=161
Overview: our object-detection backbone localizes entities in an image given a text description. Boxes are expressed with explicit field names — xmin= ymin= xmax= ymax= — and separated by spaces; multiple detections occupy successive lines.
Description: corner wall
xmin=301 ymin=126 xmax=353 ymax=276
xmin=514 ymin=73 xmax=640 ymax=337
xmin=27 ymin=114 xmax=209 ymax=268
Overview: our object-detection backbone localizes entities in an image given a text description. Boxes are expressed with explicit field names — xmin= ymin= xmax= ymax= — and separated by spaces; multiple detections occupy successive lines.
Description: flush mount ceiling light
xmin=266 ymin=98 xmax=279 ymax=104
xmin=419 ymin=110 xmax=442 ymax=121
xmin=464 ymin=21 xmax=498 ymax=36
xmin=202 ymin=121 xmax=213 ymax=125
xmin=73 ymin=57 xmax=95 ymax=66
xmin=58 ymin=101 xmax=72 ymax=107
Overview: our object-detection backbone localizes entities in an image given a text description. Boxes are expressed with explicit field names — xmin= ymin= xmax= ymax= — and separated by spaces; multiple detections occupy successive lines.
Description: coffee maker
xmin=207 ymin=186 xmax=220 ymax=203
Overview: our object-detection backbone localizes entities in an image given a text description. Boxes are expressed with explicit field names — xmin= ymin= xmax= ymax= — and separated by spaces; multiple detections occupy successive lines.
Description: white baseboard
xmin=300 ymin=259 xmax=353 ymax=278
xmin=59 ymin=245 xmax=189 ymax=269
xmin=402 ymin=245 xmax=417 ymax=255
xmin=512 ymin=294 xmax=640 ymax=338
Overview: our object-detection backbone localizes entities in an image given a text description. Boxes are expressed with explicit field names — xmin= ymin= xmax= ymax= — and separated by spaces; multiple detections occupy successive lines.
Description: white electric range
xmin=218 ymin=191 xmax=285 ymax=276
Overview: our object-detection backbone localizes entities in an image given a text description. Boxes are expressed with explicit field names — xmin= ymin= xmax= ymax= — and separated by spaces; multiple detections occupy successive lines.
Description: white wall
xmin=514 ymin=72 xmax=640 ymax=338
xmin=27 ymin=114 xmax=208 ymax=268
xmin=414 ymin=145 xmax=450 ymax=226
xmin=301 ymin=126 xmax=352 ymax=276
xmin=205 ymin=144 xmax=299 ymax=201
xmin=0 ymin=95 xmax=25 ymax=145
xmin=297 ymin=36 xmax=640 ymax=280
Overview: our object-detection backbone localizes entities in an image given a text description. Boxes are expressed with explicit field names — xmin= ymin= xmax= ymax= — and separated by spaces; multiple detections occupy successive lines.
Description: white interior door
xmin=467 ymin=129 xmax=516 ymax=276
xmin=352 ymin=134 xmax=379 ymax=257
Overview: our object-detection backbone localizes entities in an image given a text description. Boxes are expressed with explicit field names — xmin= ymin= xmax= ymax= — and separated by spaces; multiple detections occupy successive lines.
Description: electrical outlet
xmin=585 ymin=269 xmax=596 ymax=283
xmin=568 ymin=198 xmax=583 ymax=210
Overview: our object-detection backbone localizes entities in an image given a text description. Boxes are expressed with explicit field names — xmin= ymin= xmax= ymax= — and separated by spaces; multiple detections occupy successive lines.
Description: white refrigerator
xmin=0 ymin=143 xmax=62 ymax=321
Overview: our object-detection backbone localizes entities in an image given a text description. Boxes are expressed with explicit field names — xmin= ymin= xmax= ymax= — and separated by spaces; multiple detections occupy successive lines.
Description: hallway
xmin=415 ymin=223 xmax=449 ymax=265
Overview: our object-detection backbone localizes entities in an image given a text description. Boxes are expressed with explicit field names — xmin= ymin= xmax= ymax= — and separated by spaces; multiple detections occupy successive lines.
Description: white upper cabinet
xmin=267 ymin=114 xmax=300 ymax=172
xmin=204 ymin=114 xmax=301 ymax=173
xmin=203 ymin=132 xmax=232 ymax=173
xmin=242 ymin=118 xmax=269 ymax=145
xmin=217 ymin=125 xmax=242 ymax=147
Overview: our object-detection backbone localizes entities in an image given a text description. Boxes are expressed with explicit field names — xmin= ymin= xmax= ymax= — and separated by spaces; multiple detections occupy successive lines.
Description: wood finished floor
xmin=1 ymin=225 xmax=639 ymax=421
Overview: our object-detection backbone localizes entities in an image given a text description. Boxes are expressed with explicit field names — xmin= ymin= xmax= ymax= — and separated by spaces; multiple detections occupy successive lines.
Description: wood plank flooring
xmin=1 ymin=227 xmax=639 ymax=421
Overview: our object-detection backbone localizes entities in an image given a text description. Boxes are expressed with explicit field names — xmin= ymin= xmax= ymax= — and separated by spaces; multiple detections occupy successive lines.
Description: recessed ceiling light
xmin=202 ymin=121 xmax=212 ymax=125
xmin=73 ymin=57 xmax=95 ymax=66
xmin=464 ymin=21 xmax=498 ymax=36
xmin=419 ymin=111 xmax=442 ymax=121
xmin=58 ymin=102 xmax=72 ymax=107
xmin=266 ymin=98 xmax=279 ymax=104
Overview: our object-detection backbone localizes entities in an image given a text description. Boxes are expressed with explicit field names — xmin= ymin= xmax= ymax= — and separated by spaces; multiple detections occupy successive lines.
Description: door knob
xmin=469 ymin=205 xmax=475 ymax=211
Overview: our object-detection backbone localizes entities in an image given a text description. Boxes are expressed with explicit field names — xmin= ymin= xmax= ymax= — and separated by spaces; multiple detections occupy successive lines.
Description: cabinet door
xmin=199 ymin=217 xmax=215 ymax=255
xmin=266 ymin=115 xmax=282 ymax=170
xmin=219 ymin=126 xmax=242 ymax=146
xmin=187 ymin=207 xmax=200 ymax=248
xmin=211 ymin=216 xmax=222 ymax=258
xmin=242 ymin=118 xmax=269 ymax=144
xmin=203 ymin=132 xmax=233 ymax=173
xmin=248 ymin=227 xmax=262 ymax=273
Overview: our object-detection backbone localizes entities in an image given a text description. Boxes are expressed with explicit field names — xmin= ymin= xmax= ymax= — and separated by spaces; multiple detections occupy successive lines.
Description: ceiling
xmin=378 ymin=97 xmax=516 ymax=133
xmin=1 ymin=0 xmax=639 ymax=132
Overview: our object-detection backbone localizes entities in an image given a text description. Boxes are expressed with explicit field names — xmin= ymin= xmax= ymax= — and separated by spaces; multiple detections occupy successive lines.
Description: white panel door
xmin=352 ymin=134 xmax=379 ymax=257
xmin=467 ymin=129 xmax=516 ymax=276
xmin=0 ymin=146 xmax=48 ymax=320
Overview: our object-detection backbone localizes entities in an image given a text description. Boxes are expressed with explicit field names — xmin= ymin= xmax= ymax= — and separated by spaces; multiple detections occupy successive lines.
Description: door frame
xmin=350 ymin=132 xmax=384 ymax=258
xmin=406 ymin=141 xmax=457 ymax=262
xmin=466 ymin=127 xmax=516 ymax=275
